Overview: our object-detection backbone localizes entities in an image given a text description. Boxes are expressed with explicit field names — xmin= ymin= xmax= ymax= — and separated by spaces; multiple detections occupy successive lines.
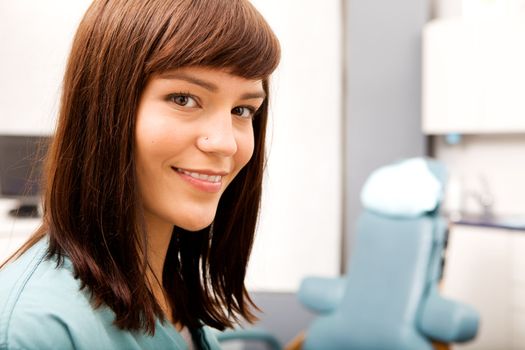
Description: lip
xmin=171 ymin=166 xmax=226 ymax=193
xmin=172 ymin=167 xmax=229 ymax=176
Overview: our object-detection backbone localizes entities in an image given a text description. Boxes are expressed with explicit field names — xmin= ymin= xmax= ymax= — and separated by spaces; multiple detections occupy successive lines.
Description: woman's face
xmin=135 ymin=66 xmax=265 ymax=233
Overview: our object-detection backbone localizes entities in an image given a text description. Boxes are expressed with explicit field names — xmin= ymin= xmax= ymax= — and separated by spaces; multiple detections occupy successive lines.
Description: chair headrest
xmin=360 ymin=158 xmax=446 ymax=218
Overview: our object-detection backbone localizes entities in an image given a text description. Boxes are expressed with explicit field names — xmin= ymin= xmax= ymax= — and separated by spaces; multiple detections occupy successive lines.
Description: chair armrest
xmin=418 ymin=288 xmax=479 ymax=343
xmin=297 ymin=276 xmax=345 ymax=314
xmin=215 ymin=328 xmax=282 ymax=350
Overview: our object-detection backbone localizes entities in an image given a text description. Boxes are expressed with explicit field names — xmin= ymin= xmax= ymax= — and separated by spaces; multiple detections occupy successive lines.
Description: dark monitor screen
xmin=0 ymin=135 xmax=50 ymax=199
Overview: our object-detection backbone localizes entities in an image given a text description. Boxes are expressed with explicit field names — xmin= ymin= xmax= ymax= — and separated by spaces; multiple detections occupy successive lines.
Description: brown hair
xmin=8 ymin=0 xmax=280 ymax=334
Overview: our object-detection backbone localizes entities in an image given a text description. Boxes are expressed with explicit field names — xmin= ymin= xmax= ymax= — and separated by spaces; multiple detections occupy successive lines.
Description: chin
xmin=167 ymin=203 xmax=219 ymax=232
xmin=177 ymin=217 xmax=214 ymax=232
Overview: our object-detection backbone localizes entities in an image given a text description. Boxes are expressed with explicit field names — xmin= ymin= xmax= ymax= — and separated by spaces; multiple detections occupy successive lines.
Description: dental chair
xmin=218 ymin=158 xmax=479 ymax=350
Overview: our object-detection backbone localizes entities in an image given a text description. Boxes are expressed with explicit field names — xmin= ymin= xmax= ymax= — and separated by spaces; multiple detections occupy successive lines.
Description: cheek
xmin=235 ymin=127 xmax=255 ymax=168
xmin=134 ymin=112 xmax=192 ymax=204
xmin=135 ymin=108 xmax=189 ymax=166
xmin=136 ymin=114 xmax=169 ymax=159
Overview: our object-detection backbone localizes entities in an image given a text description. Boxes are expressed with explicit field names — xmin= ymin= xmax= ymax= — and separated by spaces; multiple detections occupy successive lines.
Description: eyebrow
xmin=240 ymin=91 xmax=267 ymax=100
xmin=159 ymin=72 xmax=266 ymax=100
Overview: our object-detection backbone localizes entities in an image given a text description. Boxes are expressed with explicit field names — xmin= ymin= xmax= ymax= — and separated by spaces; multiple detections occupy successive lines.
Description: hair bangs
xmin=145 ymin=0 xmax=280 ymax=80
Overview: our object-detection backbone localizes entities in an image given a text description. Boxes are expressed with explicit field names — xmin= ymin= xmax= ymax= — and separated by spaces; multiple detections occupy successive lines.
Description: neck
xmin=143 ymin=212 xmax=175 ymax=322
xmin=143 ymin=212 xmax=174 ymax=283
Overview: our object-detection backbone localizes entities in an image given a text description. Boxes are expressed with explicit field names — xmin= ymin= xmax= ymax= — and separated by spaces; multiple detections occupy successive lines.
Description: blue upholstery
xmin=302 ymin=213 xmax=472 ymax=350
xmin=297 ymin=276 xmax=346 ymax=314
xmin=216 ymin=158 xmax=479 ymax=350
xmin=301 ymin=159 xmax=478 ymax=349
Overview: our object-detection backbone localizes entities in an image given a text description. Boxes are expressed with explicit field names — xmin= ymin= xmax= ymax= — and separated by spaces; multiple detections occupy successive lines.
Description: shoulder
xmin=194 ymin=326 xmax=223 ymax=350
xmin=0 ymin=239 xmax=106 ymax=350
xmin=0 ymin=240 xmax=192 ymax=350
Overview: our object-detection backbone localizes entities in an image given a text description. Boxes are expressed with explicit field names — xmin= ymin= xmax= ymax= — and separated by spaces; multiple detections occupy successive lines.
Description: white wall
xmin=436 ymin=135 xmax=525 ymax=217
xmin=247 ymin=0 xmax=342 ymax=291
xmin=0 ymin=0 xmax=92 ymax=135
xmin=430 ymin=0 xmax=525 ymax=221
xmin=0 ymin=1 xmax=342 ymax=292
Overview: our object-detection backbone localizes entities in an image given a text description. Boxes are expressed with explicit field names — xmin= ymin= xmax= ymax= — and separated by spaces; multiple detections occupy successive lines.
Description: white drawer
xmin=511 ymin=283 xmax=525 ymax=312
xmin=511 ymin=312 xmax=525 ymax=350
xmin=511 ymin=235 xmax=525 ymax=283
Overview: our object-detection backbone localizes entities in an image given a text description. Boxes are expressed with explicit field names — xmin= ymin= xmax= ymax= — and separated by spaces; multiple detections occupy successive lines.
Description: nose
xmin=196 ymin=112 xmax=238 ymax=156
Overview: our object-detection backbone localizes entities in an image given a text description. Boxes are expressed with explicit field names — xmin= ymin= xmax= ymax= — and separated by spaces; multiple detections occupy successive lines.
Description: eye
xmin=232 ymin=106 xmax=257 ymax=119
xmin=168 ymin=93 xmax=199 ymax=108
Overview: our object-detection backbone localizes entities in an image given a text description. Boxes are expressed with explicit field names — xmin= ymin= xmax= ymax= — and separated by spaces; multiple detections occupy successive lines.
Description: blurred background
xmin=1 ymin=0 xmax=525 ymax=349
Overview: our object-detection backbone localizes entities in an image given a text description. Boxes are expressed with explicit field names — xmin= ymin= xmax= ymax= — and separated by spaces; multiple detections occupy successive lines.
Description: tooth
xmin=176 ymin=169 xmax=223 ymax=182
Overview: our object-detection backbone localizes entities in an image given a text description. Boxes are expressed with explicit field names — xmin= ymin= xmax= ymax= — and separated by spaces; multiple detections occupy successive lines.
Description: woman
xmin=0 ymin=0 xmax=280 ymax=349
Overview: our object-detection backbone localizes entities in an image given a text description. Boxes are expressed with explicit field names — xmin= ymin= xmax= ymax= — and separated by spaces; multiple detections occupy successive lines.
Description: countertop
xmin=451 ymin=214 xmax=525 ymax=231
xmin=0 ymin=199 xmax=41 ymax=237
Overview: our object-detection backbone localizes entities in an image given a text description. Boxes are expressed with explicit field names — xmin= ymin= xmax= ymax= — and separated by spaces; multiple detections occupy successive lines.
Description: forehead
xmin=156 ymin=66 xmax=265 ymax=92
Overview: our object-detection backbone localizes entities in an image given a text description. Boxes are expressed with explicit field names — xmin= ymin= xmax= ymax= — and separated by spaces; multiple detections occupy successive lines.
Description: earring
xmin=197 ymin=135 xmax=209 ymax=148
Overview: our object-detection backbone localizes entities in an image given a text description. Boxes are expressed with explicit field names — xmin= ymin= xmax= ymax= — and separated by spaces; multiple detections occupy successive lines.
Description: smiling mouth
xmin=172 ymin=167 xmax=223 ymax=183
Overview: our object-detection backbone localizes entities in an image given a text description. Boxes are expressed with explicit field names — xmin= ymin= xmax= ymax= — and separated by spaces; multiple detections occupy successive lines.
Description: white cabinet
xmin=442 ymin=225 xmax=525 ymax=349
xmin=422 ymin=18 xmax=525 ymax=134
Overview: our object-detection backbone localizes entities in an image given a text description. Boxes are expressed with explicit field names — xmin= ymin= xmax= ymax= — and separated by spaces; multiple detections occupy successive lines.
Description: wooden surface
xmin=285 ymin=332 xmax=450 ymax=350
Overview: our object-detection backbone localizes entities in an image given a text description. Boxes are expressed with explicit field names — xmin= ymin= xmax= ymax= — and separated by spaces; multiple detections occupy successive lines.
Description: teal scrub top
xmin=0 ymin=238 xmax=222 ymax=350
